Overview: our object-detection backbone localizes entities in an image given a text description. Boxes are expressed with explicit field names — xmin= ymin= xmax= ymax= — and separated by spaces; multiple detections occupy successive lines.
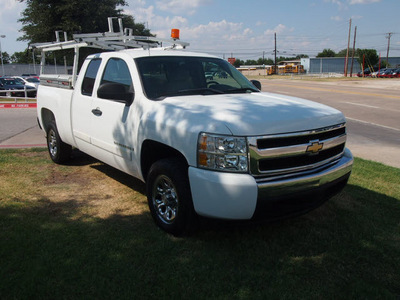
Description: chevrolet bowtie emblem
xmin=306 ymin=140 xmax=324 ymax=154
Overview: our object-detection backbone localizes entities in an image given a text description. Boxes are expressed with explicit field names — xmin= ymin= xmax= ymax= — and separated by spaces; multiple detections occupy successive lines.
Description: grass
xmin=0 ymin=148 xmax=399 ymax=299
xmin=0 ymin=97 xmax=36 ymax=103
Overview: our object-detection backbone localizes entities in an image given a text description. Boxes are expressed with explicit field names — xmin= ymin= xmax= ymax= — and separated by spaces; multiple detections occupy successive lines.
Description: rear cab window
xmin=81 ymin=58 xmax=102 ymax=96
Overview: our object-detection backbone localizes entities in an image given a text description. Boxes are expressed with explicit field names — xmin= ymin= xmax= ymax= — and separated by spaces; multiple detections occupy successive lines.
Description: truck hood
xmin=162 ymin=92 xmax=346 ymax=136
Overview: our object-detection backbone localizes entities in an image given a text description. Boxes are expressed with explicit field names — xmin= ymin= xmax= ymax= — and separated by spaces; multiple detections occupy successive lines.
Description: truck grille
xmin=248 ymin=124 xmax=347 ymax=178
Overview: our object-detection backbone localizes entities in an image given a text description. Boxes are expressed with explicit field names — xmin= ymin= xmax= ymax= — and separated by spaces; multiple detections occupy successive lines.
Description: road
xmin=259 ymin=78 xmax=400 ymax=168
xmin=0 ymin=107 xmax=45 ymax=148
xmin=0 ymin=78 xmax=399 ymax=168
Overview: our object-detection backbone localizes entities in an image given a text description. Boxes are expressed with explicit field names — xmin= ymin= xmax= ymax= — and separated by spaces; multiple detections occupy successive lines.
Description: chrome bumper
xmin=253 ymin=148 xmax=353 ymax=219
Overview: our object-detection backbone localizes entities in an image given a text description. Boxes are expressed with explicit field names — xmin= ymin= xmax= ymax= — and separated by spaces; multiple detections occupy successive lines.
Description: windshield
xmin=135 ymin=56 xmax=259 ymax=100
xmin=14 ymin=78 xmax=25 ymax=84
xmin=0 ymin=78 xmax=19 ymax=86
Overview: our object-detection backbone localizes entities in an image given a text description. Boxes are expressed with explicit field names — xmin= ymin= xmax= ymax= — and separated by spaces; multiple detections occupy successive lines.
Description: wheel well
xmin=141 ymin=140 xmax=188 ymax=181
xmin=41 ymin=108 xmax=56 ymax=133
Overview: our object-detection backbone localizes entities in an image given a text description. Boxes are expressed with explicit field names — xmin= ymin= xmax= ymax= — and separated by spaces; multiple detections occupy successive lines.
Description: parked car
xmin=357 ymin=68 xmax=370 ymax=77
xmin=371 ymin=68 xmax=386 ymax=78
xmin=13 ymin=76 xmax=40 ymax=89
xmin=0 ymin=77 xmax=37 ymax=97
xmin=357 ymin=66 xmax=380 ymax=77
xmin=376 ymin=68 xmax=395 ymax=78
xmin=390 ymin=68 xmax=400 ymax=78
xmin=21 ymin=73 xmax=39 ymax=79
xmin=382 ymin=68 xmax=396 ymax=78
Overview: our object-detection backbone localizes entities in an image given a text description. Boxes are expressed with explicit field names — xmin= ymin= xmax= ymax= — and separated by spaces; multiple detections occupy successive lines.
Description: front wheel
xmin=146 ymin=158 xmax=197 ymax=236
xmin=46 ymin=121 xmax=72 ymax=164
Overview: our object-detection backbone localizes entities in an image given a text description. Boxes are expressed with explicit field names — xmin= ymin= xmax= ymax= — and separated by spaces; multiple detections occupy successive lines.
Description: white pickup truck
xmin=35 ymin=23 xmax=353 ymax=235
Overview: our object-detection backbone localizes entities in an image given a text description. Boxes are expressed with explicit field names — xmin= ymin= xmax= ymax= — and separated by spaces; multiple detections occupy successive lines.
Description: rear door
xmin=71 ymin=57 xmax=102 ymax=150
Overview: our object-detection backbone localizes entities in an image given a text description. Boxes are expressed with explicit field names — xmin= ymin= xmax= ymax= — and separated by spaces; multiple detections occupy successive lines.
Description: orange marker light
xmin=171 ymin=29 xmax=180 ymax=39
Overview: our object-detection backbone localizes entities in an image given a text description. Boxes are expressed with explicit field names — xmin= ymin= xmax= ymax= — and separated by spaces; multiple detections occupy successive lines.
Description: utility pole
xmin=262 ymin=50 xmax=265 ymax=76
xmin=386 ymin=32 xmax=393 ymax=67
xmin=0 ymin=35 xmax=5 ymax=76
xmin=344 ymin=18 xmax=352 ymax=77
xmin=350 ymin=26 xmax=357 ymax=77
xmin=274 ymin=32 xmax=277 ymax=75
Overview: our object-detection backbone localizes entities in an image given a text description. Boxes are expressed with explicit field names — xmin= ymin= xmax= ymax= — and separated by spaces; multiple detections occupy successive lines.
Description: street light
xmin=0 ymin=35 xmax=5 ymax=76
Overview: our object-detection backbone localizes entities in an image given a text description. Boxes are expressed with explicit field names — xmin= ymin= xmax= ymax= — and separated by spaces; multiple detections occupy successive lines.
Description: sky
xmin=1 ymin=0 xmax=399 ymax=61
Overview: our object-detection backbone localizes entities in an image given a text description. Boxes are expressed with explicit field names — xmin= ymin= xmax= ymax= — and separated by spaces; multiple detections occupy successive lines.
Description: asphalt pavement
xmin=0 ymin=107 xmax=46 ymax=148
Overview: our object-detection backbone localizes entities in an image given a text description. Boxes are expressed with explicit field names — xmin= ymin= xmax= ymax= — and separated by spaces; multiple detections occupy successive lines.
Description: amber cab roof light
xmin=171 ymin=29 xmax=180 ymax=40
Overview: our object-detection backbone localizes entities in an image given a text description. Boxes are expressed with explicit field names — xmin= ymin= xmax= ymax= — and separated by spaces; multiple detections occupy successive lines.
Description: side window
xmin=100 ymin=58 xmax=132 ymax=87
xmin=81 ymin=58 xmax=101 ymax=96
xmin=98 ymin=58 xmax=133 ymax=102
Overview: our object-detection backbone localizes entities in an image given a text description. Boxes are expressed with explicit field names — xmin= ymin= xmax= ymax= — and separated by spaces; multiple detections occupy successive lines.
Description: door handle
xmin=91 ymin=108 xmax=102 ymax=116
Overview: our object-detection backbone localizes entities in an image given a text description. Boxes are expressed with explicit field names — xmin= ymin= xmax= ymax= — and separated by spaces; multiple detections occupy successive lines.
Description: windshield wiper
xmin=176 ymin=88 xmax=225 ymax=95
xmin=155 ymin=88 xmax=224 ymax=99
xmin=225 ymin=87 xmax=259 ymax=93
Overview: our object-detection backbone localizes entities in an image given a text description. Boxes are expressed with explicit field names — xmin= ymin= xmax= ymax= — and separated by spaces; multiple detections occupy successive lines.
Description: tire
xmin=46 ymin=121 xmax=72 ymax=164
xmin=146 ymin=158 xmax=197 ymax=236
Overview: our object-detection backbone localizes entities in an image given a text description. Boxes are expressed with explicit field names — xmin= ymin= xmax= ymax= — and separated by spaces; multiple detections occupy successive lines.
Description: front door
xmin=89 ymin=57 xmax=139 ymax=176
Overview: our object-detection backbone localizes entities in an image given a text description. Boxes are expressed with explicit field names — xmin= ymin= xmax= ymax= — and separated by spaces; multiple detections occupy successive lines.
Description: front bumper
xmin=188 ymin=148 xmax=353 ymax=220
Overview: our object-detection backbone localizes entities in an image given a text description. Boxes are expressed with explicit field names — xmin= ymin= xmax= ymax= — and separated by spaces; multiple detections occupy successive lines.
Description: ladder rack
xmin=30 ymin=17 xmax=190 ymax=87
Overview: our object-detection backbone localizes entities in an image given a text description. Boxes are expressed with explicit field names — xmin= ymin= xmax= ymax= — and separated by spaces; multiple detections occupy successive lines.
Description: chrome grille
xmin=248 ymin=124 xmax=347 ymax=177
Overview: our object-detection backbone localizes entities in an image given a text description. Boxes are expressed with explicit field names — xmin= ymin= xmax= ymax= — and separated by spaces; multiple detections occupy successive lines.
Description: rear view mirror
xmin=250 ymin=80 xmax=262 ymax=90
xmin=97 ymin=82 xmax=134 ymax=106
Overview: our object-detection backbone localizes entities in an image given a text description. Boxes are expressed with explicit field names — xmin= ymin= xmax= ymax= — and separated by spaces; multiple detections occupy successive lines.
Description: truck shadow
xmin=91 ymin=162 xmax=146 ymax=195
xmin=65 ymin=148 xmax=146 ymax=195
xmin=64 ymin=148 xmax=98 ymax=166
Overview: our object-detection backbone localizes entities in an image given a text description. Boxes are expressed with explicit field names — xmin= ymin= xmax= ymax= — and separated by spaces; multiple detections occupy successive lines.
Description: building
xmin=301 ymin=57 xmax=400 ymax=75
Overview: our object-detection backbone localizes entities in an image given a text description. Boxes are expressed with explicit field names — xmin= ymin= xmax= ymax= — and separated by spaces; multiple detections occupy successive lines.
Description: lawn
xmin=0 ymin=148 xmax=399 ymax=299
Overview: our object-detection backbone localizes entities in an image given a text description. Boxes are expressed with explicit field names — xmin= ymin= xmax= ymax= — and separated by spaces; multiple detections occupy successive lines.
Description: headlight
xmin=197 ymin=133 xmax=248 ymax=173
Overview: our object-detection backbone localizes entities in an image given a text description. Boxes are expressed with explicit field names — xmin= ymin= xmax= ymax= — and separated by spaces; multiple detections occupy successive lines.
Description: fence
xmin=1 ymin=63 xmax=72 ymax=76
xmin=0 ymin=86 xmax=37 ymax=102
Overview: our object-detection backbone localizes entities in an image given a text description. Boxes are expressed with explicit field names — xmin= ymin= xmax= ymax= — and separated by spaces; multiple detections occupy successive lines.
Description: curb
xmin=0 ymin=103 xmax=37 ymax=109
xmin=0 ymin=143 xmax=46 ymax=149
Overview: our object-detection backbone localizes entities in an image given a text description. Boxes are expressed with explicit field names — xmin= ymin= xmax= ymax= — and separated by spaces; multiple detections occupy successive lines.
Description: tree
xmin=18 ymin=0 xmax=153 ymax=66
xmin=356 ymin=49 xmax=379 ymax=68
xmin=257 ymin=57 xmax=274 ymax=65
xmin=18 ymin=0 xmax=152 ymax=45
xmin=336 ymin=48 xmax=356 ymax=57
xmin=0 ymin=52 xmax=11 ymax=64
xmin=233 ymin=59 xmax=244 ymax=68
xmin=244 ymin=59 xmax=258 ymax=65
xmin=10 ymin=50 xmax=40 ymax=64
xmin=316 ymin=49 xmax=336 ymax=57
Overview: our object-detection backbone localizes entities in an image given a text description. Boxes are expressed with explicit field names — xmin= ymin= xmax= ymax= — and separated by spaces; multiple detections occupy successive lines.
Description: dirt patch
xmin=36 ymin=153 xmax=148 ymax=220
xmin=43 ymin=168 xmax=78 ymax=185
xmin=17 ymin=151 xmax=43 ymax=158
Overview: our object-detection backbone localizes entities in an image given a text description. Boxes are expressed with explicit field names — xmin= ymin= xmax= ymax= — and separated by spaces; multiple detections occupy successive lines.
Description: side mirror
xmin=97 ymin=82 xmax=134 ymax=106
xmin=250 ymin=80 xmax=261 ymax=90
